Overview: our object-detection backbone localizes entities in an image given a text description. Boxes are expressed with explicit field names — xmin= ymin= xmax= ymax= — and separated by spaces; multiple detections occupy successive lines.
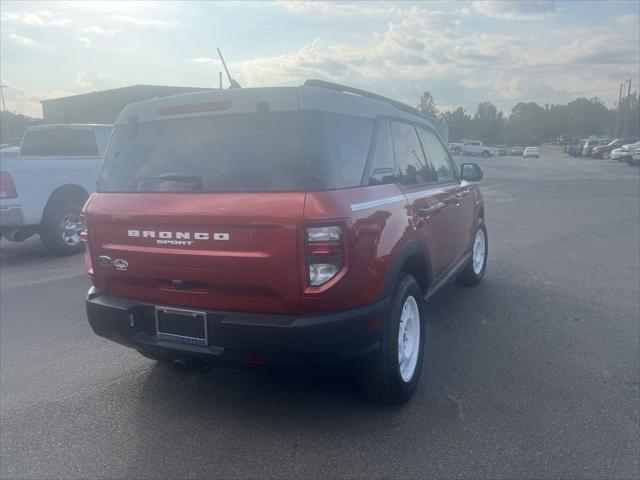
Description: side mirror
xmin=460 ymin=163 xmax=483 ymax=182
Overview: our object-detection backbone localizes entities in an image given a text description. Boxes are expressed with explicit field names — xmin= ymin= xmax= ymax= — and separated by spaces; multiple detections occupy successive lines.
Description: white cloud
xmin=0 ymin=77 xmax=74 ymax=118
xmin=472 ymin=1 xmax=557 ymax=20
xmin=83 ymin=25 xmax=118 ymax=35
xmin=76 ymin=70 xmax=124 ymax=90
xmin=8 ymin=32 xmax=36 ymax=46
xmin=110 ymin=14 xmax=172 ymax=27
xmin=77 ymin=36 xmax=92 ymax=48
xmin=277 ymin=1 xmax=395 ymax=18
xmin=188 ymin=58 xmax=221 ymax=65
xmin=615 ymin=14 xmax=640 ymax=26
xmin=1 ymin=11 xmax=71 ymax=27
xmin=1 ymin=1 xmax=636 ymax=118
xmin=21 ymin=13 xmax=44 ymax=25
xmin=49 ymin=18 xmax=71 ymax=27
xmin=231 ymin=4 xmax=636 ymax=111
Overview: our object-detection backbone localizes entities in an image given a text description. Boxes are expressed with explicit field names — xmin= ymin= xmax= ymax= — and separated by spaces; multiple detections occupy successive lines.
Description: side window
xmin=391 ymin=121 xmax=435 ymax=186
xmin=367 ymin=119 xmax=395 ymax=185
xmin=418 ymin=127 xmax=456 ymax=182
xmin=21 ymin=129 xmax=99 ymax=157
xmin=304 ymin=111 xmax=373 ymax=189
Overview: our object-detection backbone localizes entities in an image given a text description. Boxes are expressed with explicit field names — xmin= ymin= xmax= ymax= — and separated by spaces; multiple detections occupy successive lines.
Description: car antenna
xmin=217 ymin=48 xmax=241 ymax=89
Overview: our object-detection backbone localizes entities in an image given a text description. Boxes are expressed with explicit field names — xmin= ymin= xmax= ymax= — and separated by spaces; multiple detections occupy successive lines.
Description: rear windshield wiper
xmin=146 ymin=173 xmax=203 ymax=190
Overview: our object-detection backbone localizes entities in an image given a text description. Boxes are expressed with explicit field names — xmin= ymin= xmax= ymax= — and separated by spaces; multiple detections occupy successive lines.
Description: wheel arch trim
xmin=383 ymin=239 xmax=433 ymax=297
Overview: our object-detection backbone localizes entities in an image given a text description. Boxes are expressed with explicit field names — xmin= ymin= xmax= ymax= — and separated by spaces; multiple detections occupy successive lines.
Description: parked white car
xmin=1 ymin=124 xmax=112 ymax=255
xmin=523 ymin=146 xmax=539 ymax=158
xmin=612 ymin=142 xmax=640 ymax=162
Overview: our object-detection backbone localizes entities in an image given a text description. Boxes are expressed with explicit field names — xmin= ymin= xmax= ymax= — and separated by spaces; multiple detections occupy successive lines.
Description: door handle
xmin=444 ymin=195 xmax=460 ymax=206
xmin=419 ymin=202 xmax=445 ymax=217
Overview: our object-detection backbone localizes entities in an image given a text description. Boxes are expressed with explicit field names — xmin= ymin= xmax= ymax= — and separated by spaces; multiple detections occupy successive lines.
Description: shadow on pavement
xmin=0 ymin=236 xmax=83 ymax=269
xmin=116 ymin=285 xmax=472 ymax=478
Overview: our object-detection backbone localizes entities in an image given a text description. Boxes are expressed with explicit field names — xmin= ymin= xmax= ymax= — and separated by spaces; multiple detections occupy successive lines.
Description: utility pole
xmin=621 ymin=79 xmax=632 ymax=138
xmin=219 ymin=72 xmax=223 ymax=89
xmin=0 ymin=84 xmax=6 ymax=112
xmin=0 ymin=85 xmax=7 ymax=144
xmin=615 ymin=82 xmax=623 ymax=137
xmin=626 ymin=79 xmax=632 ymax=137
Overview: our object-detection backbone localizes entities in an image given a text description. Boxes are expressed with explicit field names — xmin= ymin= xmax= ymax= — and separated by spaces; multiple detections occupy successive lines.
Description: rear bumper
xmin=0 ymin=206 xmax=24 ymax=229
xmin=86 ymin=287 xmax=389 ymax=366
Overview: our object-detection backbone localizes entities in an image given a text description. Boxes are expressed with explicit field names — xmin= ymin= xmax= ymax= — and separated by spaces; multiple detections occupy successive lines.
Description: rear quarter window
xmin=303 ymin=111 xmax=374 ymax=190
xmin=21 ymin=129 xmax=99 ymax=157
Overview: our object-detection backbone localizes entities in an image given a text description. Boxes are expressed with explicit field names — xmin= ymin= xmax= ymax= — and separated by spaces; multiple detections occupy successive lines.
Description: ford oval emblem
xmin=112 ymin=258 xmax=129 ymax=271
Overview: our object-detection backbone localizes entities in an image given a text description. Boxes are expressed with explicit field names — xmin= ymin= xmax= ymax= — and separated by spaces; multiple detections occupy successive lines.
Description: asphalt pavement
xmin=1 ymin=152 xmax=638 ymax=479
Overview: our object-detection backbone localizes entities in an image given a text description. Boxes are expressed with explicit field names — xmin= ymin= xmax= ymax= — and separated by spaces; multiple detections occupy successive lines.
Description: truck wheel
xmin=453 ymin=147 xmax=461 ymax=154
xmin=458 ymin=220 xmax=488 ymax=286
xmin=40 ymin=202 xmax=85 ymax=255
xmin=358 ymin=273 xmax=425 ymax=404
xmin=482 ymin=150 xmax=491 ymax=158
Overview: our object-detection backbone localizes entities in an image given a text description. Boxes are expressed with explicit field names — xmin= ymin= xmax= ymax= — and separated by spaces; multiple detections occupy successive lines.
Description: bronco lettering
xmin=127 ymin=230 xmax=229 ymax=241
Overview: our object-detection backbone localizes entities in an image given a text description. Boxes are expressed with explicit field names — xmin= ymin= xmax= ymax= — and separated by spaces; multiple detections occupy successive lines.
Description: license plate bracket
xmin=155 ymin=307 xmax=208 ymax=346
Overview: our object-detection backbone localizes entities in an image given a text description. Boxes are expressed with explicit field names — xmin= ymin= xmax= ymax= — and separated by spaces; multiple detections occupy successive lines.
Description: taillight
xmin=306 ymin=225 xmax=343 ymax=287
xmin=80 ymin=215 xmax=93 ymax=275
xmin=0 ymin=171 xmax=17 ymax=199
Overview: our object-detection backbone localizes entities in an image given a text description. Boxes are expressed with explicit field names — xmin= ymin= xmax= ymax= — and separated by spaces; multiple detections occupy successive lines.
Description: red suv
xmin=84 ymin=80 xmax=488 ymax=403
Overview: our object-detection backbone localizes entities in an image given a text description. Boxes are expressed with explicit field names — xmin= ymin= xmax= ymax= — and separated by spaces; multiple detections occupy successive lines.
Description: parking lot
xmin=1 ymin=152 xmax=638 ymax=479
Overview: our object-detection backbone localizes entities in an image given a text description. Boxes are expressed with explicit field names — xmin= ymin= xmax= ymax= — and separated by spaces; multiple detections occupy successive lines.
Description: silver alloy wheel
xmin=398 ymin=295 xmax=420 ymax=382
xmin=60 ymin=213 xmax=84 ymax=246
xmin=472 ymin=228 xmax=486 ymax=275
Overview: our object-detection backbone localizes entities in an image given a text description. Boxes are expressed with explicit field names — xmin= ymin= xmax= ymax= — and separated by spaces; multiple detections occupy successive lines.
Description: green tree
xmin=0 ymin=110 xmax=41 ymax=144
xmin=472 ymin=102 xmax=504 ymax=144
xmin=505 ymin=102 xmax=545 ymax=145
xmin=566 ymin=97 xmax=609 ymax=136
xmin=416 ymin=91 xmax=438 ymax=118
xmin=438 ymin=107 xmax=472 ymax=141
xmin=417 ymin=90 xmax=628 ymax=147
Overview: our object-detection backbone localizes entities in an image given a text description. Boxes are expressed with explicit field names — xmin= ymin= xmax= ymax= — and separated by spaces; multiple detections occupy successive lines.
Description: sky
xmin=1 ymin=0 xmax=639 ymax=118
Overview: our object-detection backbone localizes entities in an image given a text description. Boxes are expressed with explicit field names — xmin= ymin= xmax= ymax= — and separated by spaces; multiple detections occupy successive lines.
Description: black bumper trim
xmin=86 ymin=287 xmax=389 ymax=364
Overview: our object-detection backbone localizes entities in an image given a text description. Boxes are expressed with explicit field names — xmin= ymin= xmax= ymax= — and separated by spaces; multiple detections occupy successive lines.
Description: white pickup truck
xmin=0 ymin=124 xmax=112 ymax=255
xmin=448 ymin=140 xmax=495 ymax=157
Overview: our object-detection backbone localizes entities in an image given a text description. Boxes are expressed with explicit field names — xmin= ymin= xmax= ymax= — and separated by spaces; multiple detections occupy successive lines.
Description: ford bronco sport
xmin=84 ymin=80 xmax=487 ymax=404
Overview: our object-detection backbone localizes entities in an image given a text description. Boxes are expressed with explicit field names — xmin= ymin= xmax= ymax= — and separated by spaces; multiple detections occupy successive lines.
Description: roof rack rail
xmin=303 ymin=79 xmax=439 ymax=124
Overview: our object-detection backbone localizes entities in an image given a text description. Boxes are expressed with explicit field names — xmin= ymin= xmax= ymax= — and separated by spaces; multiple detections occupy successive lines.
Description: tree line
xmin=417 ymin=91 xmax=640 ymax=146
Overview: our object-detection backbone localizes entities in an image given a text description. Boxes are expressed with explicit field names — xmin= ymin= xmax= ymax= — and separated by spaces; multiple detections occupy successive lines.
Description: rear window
xmin=99 ymin=112 xmax=306 ymax=193
xmin=21 ymin=128 xmax=99 ymax=156
xmin=99 ymin=110 xmax=374 ymax=193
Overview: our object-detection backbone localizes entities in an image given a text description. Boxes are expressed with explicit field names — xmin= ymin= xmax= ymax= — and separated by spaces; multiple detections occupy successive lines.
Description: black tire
xmin=40 ymin=201 xmax=85 ymax=255
xmin=453 ymin=147 xmax=461 ymax=154
xmin=358 ymin=274 xmax=426 ymax=404
xmin=458 ymin=220 xmax=488 ymax=286
xmin=482 ymin=150 xmax=491 ymax=158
